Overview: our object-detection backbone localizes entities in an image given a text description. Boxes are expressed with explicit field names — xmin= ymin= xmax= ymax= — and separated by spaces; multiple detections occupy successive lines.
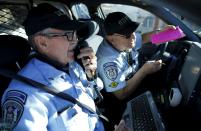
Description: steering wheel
xmin=150 ymin=42 xmax=168 ymax=61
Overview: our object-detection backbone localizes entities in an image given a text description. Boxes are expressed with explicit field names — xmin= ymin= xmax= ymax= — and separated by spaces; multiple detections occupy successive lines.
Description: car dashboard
xmin=152 ymin=40 xmax=201 ymax=130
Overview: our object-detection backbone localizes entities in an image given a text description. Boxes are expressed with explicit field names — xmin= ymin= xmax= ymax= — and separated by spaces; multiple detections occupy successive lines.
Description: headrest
xmin=77 ymin=20 xmax=100 ymax=39
xmin=85 ymin=35 xmax=103 ymax=53
xmin=86 ymin=21 xmax=100 ymax=36
xmin=0 ymin=35 xmax=31 ymax=68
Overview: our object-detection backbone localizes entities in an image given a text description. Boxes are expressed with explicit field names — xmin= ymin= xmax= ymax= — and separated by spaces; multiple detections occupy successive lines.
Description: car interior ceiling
xmin=0 ymin=0 xmax=201 ymax=130
xmin=1 ymin=0 xmax=200 ymax=25
xmin=141 ymin=0 xmax=201 ymax=25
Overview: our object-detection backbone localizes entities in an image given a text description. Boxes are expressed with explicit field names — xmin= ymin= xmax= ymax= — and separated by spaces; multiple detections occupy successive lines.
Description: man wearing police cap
xmin=1 ymin=3 xmax=130 ymax=131
xmin=96 ymin=12 xmax=163 ymax=125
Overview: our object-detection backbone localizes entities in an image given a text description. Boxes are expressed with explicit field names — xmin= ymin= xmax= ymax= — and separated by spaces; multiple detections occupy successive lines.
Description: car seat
xmin=91 ymin=13 xmax=106 ymax=37
xmin=0 ymin=35 xmax=31 ymax=118
xmin=77 ymin=20 xmax=103 ymax=53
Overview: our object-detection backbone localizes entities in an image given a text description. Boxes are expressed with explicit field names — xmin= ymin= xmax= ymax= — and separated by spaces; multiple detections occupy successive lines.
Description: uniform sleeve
xmin=2 ymin=89 xmax=48 ymax=131
xmin=98 ymin=57 xmax=127 ymax=92
xmin=135 ymin=32 xmax=142 ymax=50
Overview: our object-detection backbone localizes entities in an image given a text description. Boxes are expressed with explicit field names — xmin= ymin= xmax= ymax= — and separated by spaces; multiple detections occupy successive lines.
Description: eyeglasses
xmin=40 ymin=31 xmax=76 ymax=41
xmin=113 ymin=33 xmax=133 ymax=39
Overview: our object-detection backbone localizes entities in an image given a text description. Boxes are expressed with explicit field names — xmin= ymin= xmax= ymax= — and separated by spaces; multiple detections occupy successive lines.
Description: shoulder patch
xmin=2 ymin=90 xmax=27 ymax=129
xmin=5 ymin=90 xmax=27 ymax=104
xmin=103 ymin=62 xmax=118 ymax=81
xmin=2 ymin=100 xmax=24 ymax=129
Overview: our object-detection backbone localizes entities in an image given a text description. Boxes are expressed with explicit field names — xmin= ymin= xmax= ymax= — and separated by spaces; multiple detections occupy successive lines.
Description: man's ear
xmin=34 ymin=35 xmax=48 ymax=52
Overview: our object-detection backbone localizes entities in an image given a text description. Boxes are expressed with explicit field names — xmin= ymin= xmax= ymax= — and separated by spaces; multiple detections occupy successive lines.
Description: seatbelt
xmin=0 ymin=69 xmax=109 ymax=123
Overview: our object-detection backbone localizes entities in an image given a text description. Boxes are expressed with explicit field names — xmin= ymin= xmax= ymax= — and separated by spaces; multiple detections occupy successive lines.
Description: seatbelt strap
xmin=0 ymin=69 xmax=109 ymax=123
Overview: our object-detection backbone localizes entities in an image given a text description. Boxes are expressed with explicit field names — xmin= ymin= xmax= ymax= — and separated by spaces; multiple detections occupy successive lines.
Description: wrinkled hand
xmin=77 ymin=47 xmax=97 ymax=79
xmin=142 ymin=60 xmax=162 ymax=75
xmin=114 ymin=120 xmax=132 ymax=131
xmin=159 ymin=25 xmax=176 ymax=33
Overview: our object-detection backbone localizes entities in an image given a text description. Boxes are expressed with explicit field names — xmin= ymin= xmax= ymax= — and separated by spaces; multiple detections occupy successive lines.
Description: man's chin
xmin=68 ymin=58 xmax=74 ymax=63
xmin=131 ymin=43 xmax=135 ymax=48
xmin=129 ymin=44 xmax=135 ymax=49
xmin=65 ymin=57 xmax=74 ymax=64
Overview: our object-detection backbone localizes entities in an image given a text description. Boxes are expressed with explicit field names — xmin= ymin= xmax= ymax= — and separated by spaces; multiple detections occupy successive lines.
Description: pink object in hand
xmin=151 ymin=26 xmax=185 ymax=44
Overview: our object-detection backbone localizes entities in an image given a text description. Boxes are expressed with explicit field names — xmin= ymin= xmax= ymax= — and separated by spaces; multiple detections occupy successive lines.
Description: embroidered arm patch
xmin=2 ymin=90 xmax=27 ymax=129
xmin=103 ymin=62 xmax=118 ymax=81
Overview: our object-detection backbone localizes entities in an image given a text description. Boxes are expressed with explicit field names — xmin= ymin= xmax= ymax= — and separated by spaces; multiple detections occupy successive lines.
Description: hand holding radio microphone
xmin=77 ymin=46 xmax=97 ymax=80
xmin=75 ymin=40 xmax=103 ymax=102
xmin=75 ymin=41 xmax=97 ymax=80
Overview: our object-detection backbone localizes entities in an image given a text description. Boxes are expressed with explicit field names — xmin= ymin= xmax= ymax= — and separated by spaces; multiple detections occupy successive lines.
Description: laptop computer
xmin=122 ymin=91 xmax=165 ymax=131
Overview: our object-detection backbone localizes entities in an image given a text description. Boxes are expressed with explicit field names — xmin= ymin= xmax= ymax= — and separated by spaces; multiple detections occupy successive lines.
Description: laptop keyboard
xmin=123 ymin=91 xmax=165 ymax=131
xmin=131 ymin=93 xmax=157 ymax=131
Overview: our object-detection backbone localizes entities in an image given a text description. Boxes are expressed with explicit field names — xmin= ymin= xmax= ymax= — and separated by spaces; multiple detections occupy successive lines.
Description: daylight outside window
xmin=165 ymin=8 xmax=201 ymax=37
xmin=71 ymin=3 xmax=91 ymax=20
xmin=99 ymin=4 xmax=167 ymax=34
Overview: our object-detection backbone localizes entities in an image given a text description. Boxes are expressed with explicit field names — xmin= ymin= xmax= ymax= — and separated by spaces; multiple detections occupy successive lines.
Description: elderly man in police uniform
xmin=1 ymin=3 xmax=129 ymax=131
xmin=96 ymin=12 xmax=163 ymax=124
xmin=97 ymin=12 xmax=162 ymax=101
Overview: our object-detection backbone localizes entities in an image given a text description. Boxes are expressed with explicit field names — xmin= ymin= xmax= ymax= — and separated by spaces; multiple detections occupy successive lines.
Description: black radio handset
xmin=74 ymin=40 xmax=103 ymax=103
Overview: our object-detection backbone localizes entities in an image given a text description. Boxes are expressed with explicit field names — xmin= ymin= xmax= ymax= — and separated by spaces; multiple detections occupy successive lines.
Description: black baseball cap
xmin=23 ymin=3 xmax=85 ymax=36
xmin=104 ymin=12 xmax=139 ymax=36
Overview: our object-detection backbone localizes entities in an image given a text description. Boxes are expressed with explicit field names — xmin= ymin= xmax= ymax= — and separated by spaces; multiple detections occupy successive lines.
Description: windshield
xmin=165 ymin=8 xmax=201 ymax=37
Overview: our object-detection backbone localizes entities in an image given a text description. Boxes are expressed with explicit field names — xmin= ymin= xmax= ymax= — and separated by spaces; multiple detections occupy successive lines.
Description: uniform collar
xmin=104 ymin=39 xmax=122 ymax=55
xmin=33 ymin=58 xmax=68 ymax=80
xmin=32 ymin=53 xmax=69 ymax=73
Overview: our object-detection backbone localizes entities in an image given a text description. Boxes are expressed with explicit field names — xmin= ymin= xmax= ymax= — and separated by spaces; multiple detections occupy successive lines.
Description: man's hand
xmin=114 ymin=120 xmax=132 ymax=131
xmin=77 ymin=46 xmax=97 ymax=79
xmin=142 ymin=59 xmax=162 ymax=75
xmin=158 ymin=25 xmax=176 ymax=33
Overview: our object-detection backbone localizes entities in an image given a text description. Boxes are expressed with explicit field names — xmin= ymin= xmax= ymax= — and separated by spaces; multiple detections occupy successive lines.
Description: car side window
xmin=99 ymin=4 xmax=167 ymax=34
xmin=71 ymin=3 xmax=91 ymax=20
xmin=0 ymin=4 xmax=28 ymax=38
